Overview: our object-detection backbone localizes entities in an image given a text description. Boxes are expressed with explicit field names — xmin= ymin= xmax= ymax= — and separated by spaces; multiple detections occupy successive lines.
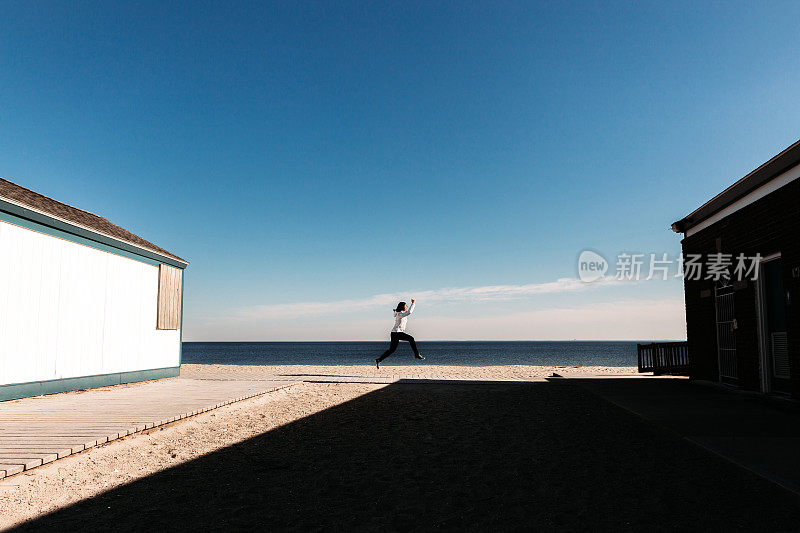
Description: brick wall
xmin=681 ymin=173 xmax=800 ymax=395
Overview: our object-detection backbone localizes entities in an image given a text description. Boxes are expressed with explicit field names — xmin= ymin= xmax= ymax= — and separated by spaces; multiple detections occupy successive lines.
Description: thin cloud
xmin=185 ymin=297 xmax=686 ymax=341
xmin=231 ymin=276 xmax=627 ymax=320
xmin=413 ymin=298 xmax=687 ymax=341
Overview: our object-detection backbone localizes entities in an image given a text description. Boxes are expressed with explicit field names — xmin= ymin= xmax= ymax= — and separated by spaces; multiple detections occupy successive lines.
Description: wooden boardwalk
xmin=0 ymin=377 xmax=297 ymax=480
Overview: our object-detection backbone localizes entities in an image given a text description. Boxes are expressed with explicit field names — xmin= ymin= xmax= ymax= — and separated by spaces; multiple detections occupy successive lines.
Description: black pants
xmin=377 ymin=332 xmax=420 ymax=362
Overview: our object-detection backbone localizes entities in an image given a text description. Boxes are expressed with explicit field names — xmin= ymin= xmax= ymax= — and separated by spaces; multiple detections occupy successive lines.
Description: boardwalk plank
xmin=0 ymin=464 xmax=24 ymax=476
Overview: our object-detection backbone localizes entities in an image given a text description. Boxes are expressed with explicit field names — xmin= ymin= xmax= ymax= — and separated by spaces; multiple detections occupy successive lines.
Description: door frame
xmin=756 ymin=252 xmax=781 ymax=393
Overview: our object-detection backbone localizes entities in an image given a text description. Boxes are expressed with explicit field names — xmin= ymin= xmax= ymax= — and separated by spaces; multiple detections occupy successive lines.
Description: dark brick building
xmin=673 ymin=140 xmax=800 ymax=396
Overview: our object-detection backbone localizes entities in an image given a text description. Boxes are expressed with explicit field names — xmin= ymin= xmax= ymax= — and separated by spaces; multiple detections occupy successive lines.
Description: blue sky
xmin=3 ymin=1 xmax=800 ymax=340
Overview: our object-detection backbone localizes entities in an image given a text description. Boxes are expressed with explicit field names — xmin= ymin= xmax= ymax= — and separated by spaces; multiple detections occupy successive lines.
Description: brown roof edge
xmin=672 ymin=138 xmax=800 ymax=233
xmin=0 ymin=177 xmax=187 ymax=265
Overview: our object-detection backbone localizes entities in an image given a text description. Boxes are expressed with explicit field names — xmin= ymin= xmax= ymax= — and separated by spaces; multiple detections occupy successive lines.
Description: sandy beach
xmin=0 ymin=379 xmax=366 ymax=530
xmin=5 ymin=365 xmax=800 ymax=531
xmin=0 ymin=364 xmax=635 ymax=529
xmin=180 ymin=363 xmax=640 ymax=381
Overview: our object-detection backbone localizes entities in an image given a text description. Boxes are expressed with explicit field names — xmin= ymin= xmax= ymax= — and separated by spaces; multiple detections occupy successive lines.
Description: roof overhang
xmin=672 ymin=138 xmax=800 ymax=235
xmin=0 ymin=197 xmax=188 ymax=269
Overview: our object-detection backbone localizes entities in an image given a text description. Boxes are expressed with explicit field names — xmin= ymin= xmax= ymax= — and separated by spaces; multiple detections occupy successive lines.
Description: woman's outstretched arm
xmin=399 ymin=299 xmax=416 ymax=317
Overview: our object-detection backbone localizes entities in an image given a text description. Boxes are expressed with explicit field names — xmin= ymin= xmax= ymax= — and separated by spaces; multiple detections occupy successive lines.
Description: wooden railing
xmin=637 ymin=342 xmax=690 ymax=375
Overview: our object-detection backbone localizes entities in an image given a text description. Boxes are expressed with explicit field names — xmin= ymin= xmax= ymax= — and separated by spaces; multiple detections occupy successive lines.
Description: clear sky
xmin=3 ymin=1 xmax=800 ymax=340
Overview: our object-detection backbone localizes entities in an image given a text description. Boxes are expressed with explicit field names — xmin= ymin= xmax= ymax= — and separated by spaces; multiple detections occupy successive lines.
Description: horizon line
xmin=181 ymin=339 xmax=687 ymax=343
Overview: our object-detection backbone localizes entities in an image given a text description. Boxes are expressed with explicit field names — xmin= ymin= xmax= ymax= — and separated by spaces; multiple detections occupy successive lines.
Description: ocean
xmin=181 ymin=341 xmax=641 ymax=367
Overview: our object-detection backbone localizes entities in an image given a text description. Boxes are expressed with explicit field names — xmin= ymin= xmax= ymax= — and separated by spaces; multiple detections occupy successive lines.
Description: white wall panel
xmin=0 ymin=220 xmax=180 ymax=386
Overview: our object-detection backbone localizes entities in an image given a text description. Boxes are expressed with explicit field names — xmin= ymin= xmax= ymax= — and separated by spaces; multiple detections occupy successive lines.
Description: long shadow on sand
xmin=13 ymin=379 xmax=800 ymax=531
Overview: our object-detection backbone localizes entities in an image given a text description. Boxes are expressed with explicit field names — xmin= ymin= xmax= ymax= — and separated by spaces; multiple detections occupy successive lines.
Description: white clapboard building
xmin=0 ymin=178 xmax=187 ymax=401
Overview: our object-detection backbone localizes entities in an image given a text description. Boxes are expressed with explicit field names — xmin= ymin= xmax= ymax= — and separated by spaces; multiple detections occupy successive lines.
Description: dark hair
xmin=394 ymin=301 xmax=406 ymax=312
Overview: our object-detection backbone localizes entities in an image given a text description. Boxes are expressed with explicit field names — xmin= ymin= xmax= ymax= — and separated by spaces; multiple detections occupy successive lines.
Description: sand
xmin=0 ymin=364 xmax=639 ymax=530
xmin=7 ymin=371 xmax=800 ymax=531
xmin=0 ymin=381 xmax=376 ymax=530
xmin=180 ymin=363 xmax=640 ymax=381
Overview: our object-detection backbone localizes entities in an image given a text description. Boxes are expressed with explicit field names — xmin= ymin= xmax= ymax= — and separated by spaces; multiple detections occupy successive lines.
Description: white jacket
xmin=391 ymin=302 xmax=415 ymax=333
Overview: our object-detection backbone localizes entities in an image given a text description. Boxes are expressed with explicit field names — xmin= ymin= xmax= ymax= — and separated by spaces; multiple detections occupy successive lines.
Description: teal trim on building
xmin=0 ymin=367 xmax=181 ymax=402
xmin=0 ymin=200 xmax=187 ymax=269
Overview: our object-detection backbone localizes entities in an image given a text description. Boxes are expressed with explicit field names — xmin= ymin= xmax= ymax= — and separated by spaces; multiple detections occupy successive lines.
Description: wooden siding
xmin=0 ymin=219 xmax=180 ymax=387
xmin=157 ymin=265 xmax=182 ymax=330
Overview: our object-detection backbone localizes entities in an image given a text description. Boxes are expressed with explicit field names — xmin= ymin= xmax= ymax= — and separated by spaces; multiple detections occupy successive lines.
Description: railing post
xmin=637 ymin=343 xmax=643 ymax=373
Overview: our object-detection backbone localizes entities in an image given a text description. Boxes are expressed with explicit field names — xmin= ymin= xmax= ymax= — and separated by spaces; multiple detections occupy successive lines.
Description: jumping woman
xmin=375 ymin=299 xmax=424 ymax=369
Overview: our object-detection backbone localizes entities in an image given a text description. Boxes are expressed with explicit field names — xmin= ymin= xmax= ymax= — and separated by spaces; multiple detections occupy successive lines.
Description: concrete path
xmin=570 ymin=376 xmax=800 ymax=494
xmin=0 ymin=377 xmax=297 ymax=480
